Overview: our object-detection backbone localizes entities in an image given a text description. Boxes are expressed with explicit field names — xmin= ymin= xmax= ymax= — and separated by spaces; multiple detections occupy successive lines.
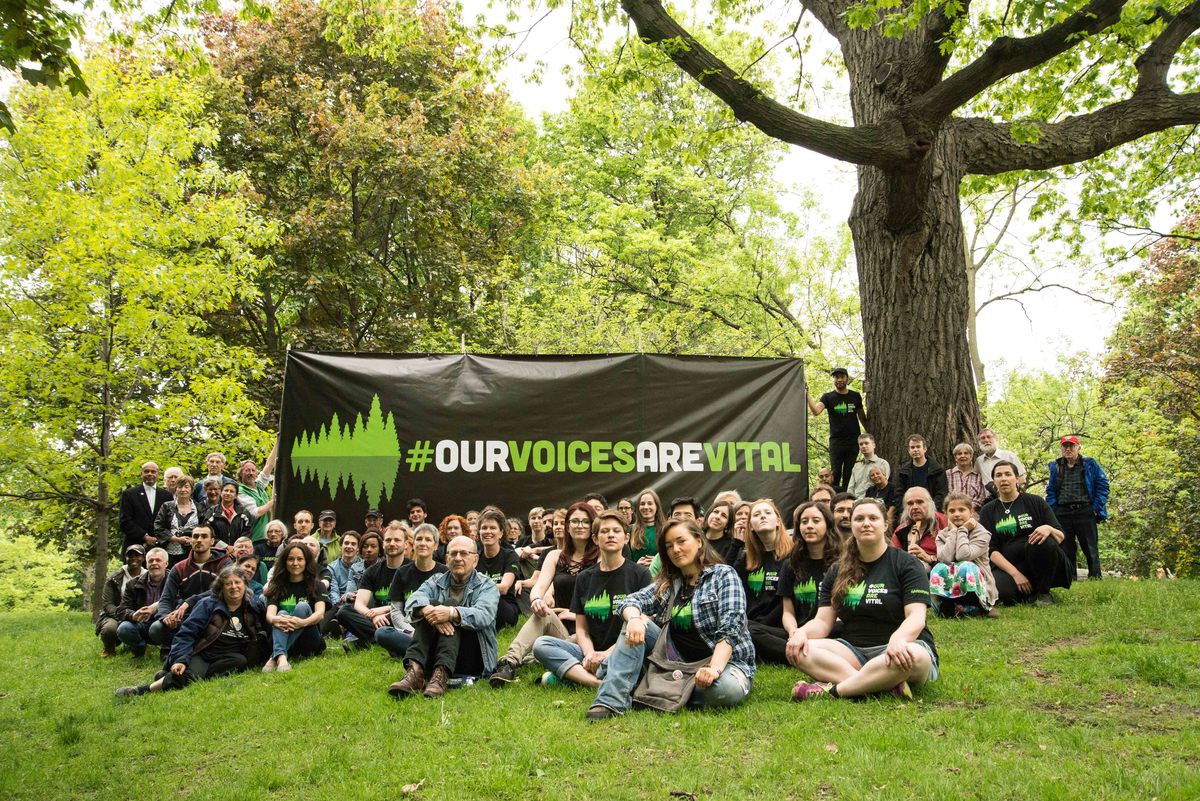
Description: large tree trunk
xmin=843 ymin=29 xmax=980 ymax=467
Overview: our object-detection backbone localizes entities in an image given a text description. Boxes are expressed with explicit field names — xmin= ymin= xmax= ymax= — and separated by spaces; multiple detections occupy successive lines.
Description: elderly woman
xmin=115 ymin=564 xmax=265 ymax=696
xmin=585 ymin=519 xmax=754 ymax=719
xmin=891 ymin=487 xmax=946 ymax=574
xmin=945 ymin=442 xmax=988 ymax=511
xmin=154 ymin=474 xmax=200 ymax=566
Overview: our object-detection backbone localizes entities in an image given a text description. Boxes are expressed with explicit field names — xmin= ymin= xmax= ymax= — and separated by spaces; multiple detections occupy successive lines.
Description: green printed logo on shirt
xmin=671 ymin=600 xmax=695 ymax=630
xmin=374 ymin=586 xmax=388 ymax=603
xmin=280 ymin=594 xmax=299 ymax=614
xmin=583 ymin=590 xmax=612 ymax=621
xmin=844 ymin=581 xmax=867 ymax=610
xmin=793 ymin=577 xmax=817 ymax=603
xmin=833 ymin=401 xmax=853 ymax=415
xmin=996 ymin=514 xmax=1018 ymax=536
xmin=747 ymin=567 xmax=765 ymax=592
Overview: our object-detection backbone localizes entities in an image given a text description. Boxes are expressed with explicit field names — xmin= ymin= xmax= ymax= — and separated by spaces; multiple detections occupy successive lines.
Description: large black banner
xmin=277 ymin=352 xmax=807 ymax=527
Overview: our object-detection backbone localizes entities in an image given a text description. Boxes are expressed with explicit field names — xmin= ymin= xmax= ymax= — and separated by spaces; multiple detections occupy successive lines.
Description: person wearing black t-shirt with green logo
xmin=978 ymin=461 xmax=1071 ymax=606
xmin=806 ymin=367 xmax=869 ymax=492
xmin=533 ymin=510 xmax=652 ymax=687
xmin=335 ymin=523 xmax=407 ymax=650
xmin=735 ymin=499 xmax=793 ymax=663
xmin=789 ymin=497 xmax=938 ymax=702
xmin=778 ymin=502 xmax=840 ymax=656
xmin=490 ymin=503 xmax=601 ymax=687
xmin=262 ymin=542 xmax=326 ymax=672
xmin=476 ymin=508 xmax=520 ymax=630
xmin=375 ymin=524 xmax=448 ymax=658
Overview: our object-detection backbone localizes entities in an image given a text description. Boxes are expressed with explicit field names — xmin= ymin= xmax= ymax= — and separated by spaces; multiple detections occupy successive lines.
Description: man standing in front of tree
xmin=806 ymin=367 xmax=868 ymax=493
xmin=119 ymin=462 xmax=169 ymax=552
xmin=1046 ymin=435 xmax=1109 ymax=580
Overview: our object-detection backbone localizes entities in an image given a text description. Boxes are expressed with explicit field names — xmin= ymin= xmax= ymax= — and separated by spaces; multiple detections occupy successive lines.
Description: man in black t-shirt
xmin=335 ymin=524 xmax=406 ymax=649
xmin=890 ymin=434 xmax=948 ymax=525
xmin=806 ymin=367 xmax=869 ymax=492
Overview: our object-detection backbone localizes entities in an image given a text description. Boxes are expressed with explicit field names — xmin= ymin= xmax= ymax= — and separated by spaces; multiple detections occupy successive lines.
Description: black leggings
xmin=748 ymin=621 xmax=790 ymax=664
xmin=161 ymin=651 xmax=249 ymax=691
xmin=994 ymin=537 xmax=1070 ymax=603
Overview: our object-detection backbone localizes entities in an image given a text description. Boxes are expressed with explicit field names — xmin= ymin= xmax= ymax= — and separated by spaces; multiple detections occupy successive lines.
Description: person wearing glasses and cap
xmin=806 ymin=368 xmax=869 ymax=493
xmin=1046 ymin=435 xmax=1110 ymax=580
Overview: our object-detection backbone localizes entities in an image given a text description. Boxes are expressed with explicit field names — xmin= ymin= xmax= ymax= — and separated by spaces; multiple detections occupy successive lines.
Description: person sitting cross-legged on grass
xmin=530 ymin=509 xmax=652 ymax=689
xmin=788 ymin=497 xmax=939 ymax=702
xmin=262 ymin=542 xmax=327 ymax=673
xmin=388 ymin=535 xmax=499 ymax=699
xmin=584 ymin=519 xmax=755 ymax=720
xmin=489 ymin=502 xmax=600 ymax=687
xmin=116 ymin=564 xmax=266 ymax=697
xmin=375 ymin=524 xmax=447 ymax=659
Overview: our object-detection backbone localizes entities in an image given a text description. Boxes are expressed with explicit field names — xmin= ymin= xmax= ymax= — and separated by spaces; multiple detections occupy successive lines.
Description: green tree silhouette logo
xmin=290 ymin=395 xmax=402 ymax=508
xmin=793 ymin=577 xmax=817 ymax=603
xmin=583 ymin=590 xmax=612 ymax=621
xmin=844 ymin=581 xmax=867 ymax=609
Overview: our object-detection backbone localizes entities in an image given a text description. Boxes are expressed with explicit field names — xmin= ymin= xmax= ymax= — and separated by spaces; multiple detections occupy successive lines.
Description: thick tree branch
xmin=957 ymin=90 xmax=1200 ymax=174
xmin=619 ymin=0 xmax=916 ymax=165
xmin=916 ymin=0 xmax=1128 ymax=121
xmin=797 ymin=0 xmax=850 ymax=41
xmin=1136 ymin=0 xmax=1200 ymax=90
xmin=914 ymin=0 xmax=972 ymax=92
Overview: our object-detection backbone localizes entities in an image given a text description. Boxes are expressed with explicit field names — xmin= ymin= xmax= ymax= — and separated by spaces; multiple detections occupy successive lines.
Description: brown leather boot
xmin=388 ymin=662 xmax=425 ymax=697
xmin=423 ymin=665 xmax=450 ymax=698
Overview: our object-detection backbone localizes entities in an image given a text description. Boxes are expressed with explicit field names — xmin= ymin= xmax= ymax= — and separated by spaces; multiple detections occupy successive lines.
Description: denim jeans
xmin=532 ymin=636 xmax=588 ymax=680
xmin=592 ymin=621 xmax=661 ymax=714
xmin=271 ymin=602 xmax=324 ymax=658
xmin=590 ymin=621 xmax=752 ymax=713
xmin=117 ymin=620 xmax=152 ymax=649
xmin=374 ymin=626 xmax=413 ymax=659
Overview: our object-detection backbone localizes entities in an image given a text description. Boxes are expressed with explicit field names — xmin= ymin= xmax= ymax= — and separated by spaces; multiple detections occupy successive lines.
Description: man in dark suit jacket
xmin=119 ymin=462 xmax=170 ymax=552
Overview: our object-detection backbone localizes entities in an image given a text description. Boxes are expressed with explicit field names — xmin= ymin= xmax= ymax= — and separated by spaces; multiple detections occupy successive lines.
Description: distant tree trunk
xmin=92 ymin=489 xmax=109 ymax=621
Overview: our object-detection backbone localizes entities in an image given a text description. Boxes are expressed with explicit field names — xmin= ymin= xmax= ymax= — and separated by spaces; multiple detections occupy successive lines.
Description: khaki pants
xmin=502 ymin=612 xmax=572 ymax=665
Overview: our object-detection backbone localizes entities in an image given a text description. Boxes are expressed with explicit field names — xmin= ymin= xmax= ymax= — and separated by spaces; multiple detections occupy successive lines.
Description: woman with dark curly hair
xmin=115 ymin=564 xmax=265 ymax=697
xmin=262 ymin=542 xmax=327 ymax=672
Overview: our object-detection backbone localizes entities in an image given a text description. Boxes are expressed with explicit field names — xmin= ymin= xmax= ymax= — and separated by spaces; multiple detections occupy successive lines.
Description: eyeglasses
xmin=568 ymin=519 xmax=591 ymax=527
xmin=446 ymin=550 xmax=474 ymax=559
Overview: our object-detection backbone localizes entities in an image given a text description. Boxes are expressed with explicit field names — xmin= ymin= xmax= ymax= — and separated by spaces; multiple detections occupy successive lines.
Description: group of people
xmin=103 ymin=375 xmax=1109 ymax=717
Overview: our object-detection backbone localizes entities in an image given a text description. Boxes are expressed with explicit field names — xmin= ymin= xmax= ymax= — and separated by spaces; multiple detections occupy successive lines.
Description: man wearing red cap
xmin=1046 ymin=435 xmax=1109 ymax=580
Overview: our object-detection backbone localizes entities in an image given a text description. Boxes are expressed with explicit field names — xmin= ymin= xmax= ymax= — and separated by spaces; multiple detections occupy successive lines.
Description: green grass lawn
xmin=1 ymin=579 xmax=1197 ymax=801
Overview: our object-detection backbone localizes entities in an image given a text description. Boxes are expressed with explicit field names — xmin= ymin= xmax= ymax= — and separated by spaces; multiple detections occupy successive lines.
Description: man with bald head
xmin=388 ymin=535 xmax=499 ymax=699
xmin=119 ymin=462 xmax=170 ymax=551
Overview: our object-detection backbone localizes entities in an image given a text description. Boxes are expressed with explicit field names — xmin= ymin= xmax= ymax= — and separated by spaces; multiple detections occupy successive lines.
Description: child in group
xmin=930 ymin=492 xmax=999 ymax=618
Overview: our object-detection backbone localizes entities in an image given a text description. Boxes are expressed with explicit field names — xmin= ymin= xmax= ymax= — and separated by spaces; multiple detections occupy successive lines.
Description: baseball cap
xmin=1060 ymin=435 xmax=1080 ymax=445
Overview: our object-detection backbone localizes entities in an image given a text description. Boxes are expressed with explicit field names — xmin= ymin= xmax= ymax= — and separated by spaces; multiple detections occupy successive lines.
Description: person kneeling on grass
xmin=584 ymin=519 xmax=755 ymax=720
xmin=116 ymin=564 xmax=265 ymax=697
xmin=388 ymin=536 xmax=499 ymax=699
xmin=530 ymin=509 xmax=652 ymax=688
xmin=788 ymin=497 xmax=939 ymax=702
xmin=262 ymin=542 xmax=327 ymax=673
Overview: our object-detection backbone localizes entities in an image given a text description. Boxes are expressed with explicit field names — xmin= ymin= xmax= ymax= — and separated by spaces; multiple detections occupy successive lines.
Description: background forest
xmin=0 ymin=0 xmax=1197 ymax=611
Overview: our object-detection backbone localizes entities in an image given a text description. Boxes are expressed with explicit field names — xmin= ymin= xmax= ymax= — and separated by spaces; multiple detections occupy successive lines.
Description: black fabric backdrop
xmin=277 ymin=352 xmax=807 ymax=528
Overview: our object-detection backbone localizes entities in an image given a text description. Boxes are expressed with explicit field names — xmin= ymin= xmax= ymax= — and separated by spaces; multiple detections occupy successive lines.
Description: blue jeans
xmin=591 ymin=621 xmax=752 ymax=713
xmin=117 ymin=620 xmax=152 ymax=650
xmin=375 ymin=626 xmax=413 ymax=659
xmin=271 ymin=602 xmax=324 ymax=658
xmin=533 ymin=636 xmax=588 ymax=680
xmin=592 ymin=621 xmax=662 ymax=714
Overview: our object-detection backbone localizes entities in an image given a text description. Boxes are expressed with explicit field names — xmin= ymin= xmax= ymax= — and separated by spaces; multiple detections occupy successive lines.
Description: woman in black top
xmin=702 ymin=501 xmax=741 ymax=564
xmin=263 ymin=542 xmax=326 ymax=672
xmin=735 ymin=499 xmax=794 ymax=663
xmin=788 ymin=498 xmax=938 ymax=702
xmin=779 ymin=502 xmax=839 ymax=637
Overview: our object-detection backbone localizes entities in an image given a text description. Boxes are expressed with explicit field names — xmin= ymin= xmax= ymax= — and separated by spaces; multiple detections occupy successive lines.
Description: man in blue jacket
xmin=387 ymin=535 xmax=499 ymax=699
xmin=1047 ymin=435 xmax=1110 ymax=580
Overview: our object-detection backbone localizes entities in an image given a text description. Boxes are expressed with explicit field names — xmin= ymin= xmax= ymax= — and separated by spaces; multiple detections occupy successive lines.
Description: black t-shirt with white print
xmin=818 ymin=547 xmax=936 ymax=658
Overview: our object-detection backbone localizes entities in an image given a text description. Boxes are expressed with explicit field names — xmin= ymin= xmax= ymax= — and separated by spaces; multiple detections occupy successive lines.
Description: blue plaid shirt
xmin=616 ymin=563 xmax=756 ymax=678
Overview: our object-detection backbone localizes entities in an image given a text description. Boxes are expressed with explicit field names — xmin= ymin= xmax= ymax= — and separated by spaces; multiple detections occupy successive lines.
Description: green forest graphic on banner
xmin=290 ymin=395 xmax=401 ymax=508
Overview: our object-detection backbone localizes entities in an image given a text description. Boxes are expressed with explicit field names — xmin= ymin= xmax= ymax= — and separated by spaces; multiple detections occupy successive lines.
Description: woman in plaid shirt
xmin=585 ymin=519 xmax=755 ymax=720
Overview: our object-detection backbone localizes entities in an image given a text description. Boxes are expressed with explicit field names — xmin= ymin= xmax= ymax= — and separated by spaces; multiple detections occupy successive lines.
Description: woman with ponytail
xmin=786 ymin=498 xmax=939 ymax=702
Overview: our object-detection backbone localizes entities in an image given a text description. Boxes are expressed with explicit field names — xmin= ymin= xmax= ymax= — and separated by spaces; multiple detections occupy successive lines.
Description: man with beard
xmin=976 ymin=429 xmax=1026 ymax=495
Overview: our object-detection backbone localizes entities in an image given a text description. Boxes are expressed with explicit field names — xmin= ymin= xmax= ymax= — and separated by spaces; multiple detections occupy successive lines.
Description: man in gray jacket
xmin=387 ymin=535 xmax=499 ymax=699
